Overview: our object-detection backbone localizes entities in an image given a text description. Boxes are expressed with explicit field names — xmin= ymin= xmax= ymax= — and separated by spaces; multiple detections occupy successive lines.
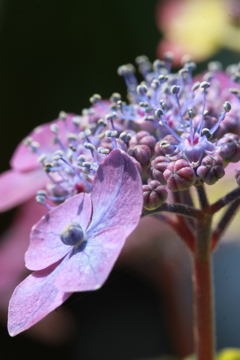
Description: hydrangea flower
xmin=8 ymin=149 xmax=142 ymax=336
xmin=4 ymin=51 xmax=240 ymax=357
xmin=156 ymin=0 xmax=240 ymax=65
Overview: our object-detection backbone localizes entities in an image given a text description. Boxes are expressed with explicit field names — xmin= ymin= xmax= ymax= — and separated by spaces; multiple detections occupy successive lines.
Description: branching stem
xmin=142 ymin=201 xmax=202 ymax=219
xmin=211 ymin=187 xmax=240 ymax=214
xmin=211 ymin=199 xmax=240 ymax=250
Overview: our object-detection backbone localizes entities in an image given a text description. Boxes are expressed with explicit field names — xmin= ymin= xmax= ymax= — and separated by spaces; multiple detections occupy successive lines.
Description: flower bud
xmin=197 ymin=155 xmax=225 ymax=185
xmin=218 ymin=133 xmax=240 ymax=163
xmin=128 ymin=145 xmax=151 ymax=166
xmin=148 ymin=156 xmax=170 ymax=184
xmin=129 ymin=131 xmax=156 ymax=153
xmin=163 ymin=159 xmax=195 ymax=191
xmin=218 ymin=113 xmax=238 ymax=136
xmin=155 ymin=135 xmax=179 ymax=157
xmin=143 ymin=180 xmax=168 ymax=210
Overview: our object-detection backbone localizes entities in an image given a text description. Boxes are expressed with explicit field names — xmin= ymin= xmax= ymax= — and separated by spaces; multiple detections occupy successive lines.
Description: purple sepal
xmin=8 ymin=258 xmax=71 ymax=337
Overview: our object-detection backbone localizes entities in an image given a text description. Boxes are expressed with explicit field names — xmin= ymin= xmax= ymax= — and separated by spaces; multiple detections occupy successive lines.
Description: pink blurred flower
xmin=0 ymin=198 xmax=47 ymax=309
xmin=0 ymin=116 xmax=73 ymax=212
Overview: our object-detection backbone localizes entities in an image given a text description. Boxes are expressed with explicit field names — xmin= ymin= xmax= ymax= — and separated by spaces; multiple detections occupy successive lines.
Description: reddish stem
xmin=192 ymin=213 xmax=215 ymax=360
xmin=192 ymin=255 xmax=215 ymax=360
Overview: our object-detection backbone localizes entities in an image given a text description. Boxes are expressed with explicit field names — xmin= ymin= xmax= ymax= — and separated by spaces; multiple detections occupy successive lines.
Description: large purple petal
xmin=8 ymin=258 xmax=71 ymax=336
xmin=55 ymin=226 xmax=125 ymax=292
xmin=89 ymin=149 xmax=143 ymax=235
xmin=0 ymin=169 xmax=47 ymax=212
xmin=25 ymin=192 xmax=92 ymax=271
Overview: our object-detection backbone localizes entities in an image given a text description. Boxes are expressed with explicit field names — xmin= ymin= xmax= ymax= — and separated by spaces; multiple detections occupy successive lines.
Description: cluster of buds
xmin=103 ymin=56 xmax=240 ymax=210
xmin=15 ymin=55 xmax=240 ymax=212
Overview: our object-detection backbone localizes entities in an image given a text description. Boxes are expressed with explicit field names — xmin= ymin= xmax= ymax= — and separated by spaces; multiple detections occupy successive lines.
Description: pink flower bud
xmin=163 ymin=159 xmax=195 ymax=191
xmin=155 ymin=134 xmax=179 ymax=157
xmin=128 ymin=144 xmax=151 ymax=166
xmin=143 ymin=180 xmax=168 ymax=210
xmin=130 ymin=131 xmax=156 ymax=153
xmin=218 ymin=133 xmax=240 ymax=163
xmin=148 ymin=156 xmax=170 ymax=184
xmin=197 ymin=155 xmax=225 ymax=185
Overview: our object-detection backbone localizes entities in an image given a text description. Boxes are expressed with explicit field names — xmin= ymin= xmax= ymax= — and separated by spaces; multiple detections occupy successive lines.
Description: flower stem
xmin=192 ymin=214 xmax=215 ymax=360
xmin=211 ymin=199 xmax=240 ymax=250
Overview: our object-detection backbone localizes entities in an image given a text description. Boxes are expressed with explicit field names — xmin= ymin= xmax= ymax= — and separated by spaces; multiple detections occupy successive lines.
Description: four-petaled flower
xmin=8 ymin=149 xmax=142 ymax=336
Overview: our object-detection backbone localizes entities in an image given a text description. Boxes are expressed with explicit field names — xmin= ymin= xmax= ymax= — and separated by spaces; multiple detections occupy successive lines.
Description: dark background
xmin=0 ymin=0 xmax=160 ymax=172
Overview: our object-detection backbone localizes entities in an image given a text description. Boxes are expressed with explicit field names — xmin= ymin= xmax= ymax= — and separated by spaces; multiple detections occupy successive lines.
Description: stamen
xmin=89 ymin=94 xmax=102 ymax=104
xmin=196 ymin=82 xmax=210 ymax=135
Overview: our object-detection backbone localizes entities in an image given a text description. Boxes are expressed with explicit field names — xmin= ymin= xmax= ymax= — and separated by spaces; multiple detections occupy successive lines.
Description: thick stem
xmin=192 ymin=215 xmax=215 ymax=360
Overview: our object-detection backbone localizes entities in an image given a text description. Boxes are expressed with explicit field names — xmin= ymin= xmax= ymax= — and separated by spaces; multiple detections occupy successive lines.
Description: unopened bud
xmin=148 ymin=156 xmax=170 ymax=184
xmin=128 ymin=144 xmax=151 ymax=166
xmin=197 ymin=155 xmax=225 ymax=185
xmin=163 ymin=159 xmax=195 ymax=191
xmin=143 ymin=180 xmax=168 ymax=210
xmin=218 ymin=133 xmax=240 ymax=163
xmin=155 ymin=135 xmax=179 ymax=157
